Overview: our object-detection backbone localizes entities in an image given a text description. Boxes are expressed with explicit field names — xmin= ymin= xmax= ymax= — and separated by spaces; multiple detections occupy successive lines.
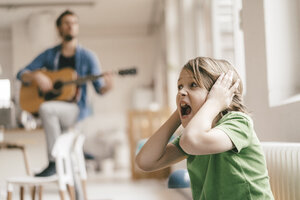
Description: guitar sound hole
xmin=38 ymin=88 xmax=44 ymax=97
xmin=44 ymin=91 xmax=61 ymax=101
xmin=43 ymin=81 xmax=63 ymax=101
xmin=54 ymin=81 xmax=63 ymax=89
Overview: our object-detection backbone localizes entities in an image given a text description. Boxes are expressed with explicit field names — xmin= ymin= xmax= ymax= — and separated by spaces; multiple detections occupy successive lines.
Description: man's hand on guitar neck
xmin=99 ymin=71 xmax=114 ymax=95
xmin=22 ymin=71 xmax=53 ymax=92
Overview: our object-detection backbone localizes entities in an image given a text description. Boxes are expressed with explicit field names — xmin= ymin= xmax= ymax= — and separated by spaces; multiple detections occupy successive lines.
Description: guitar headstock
xmin=118 ymin=67 xmax=137 ymax=76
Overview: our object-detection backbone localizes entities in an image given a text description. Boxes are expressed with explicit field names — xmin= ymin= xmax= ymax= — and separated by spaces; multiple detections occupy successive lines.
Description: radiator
xmin=261 ymin=142 xmax=300 ymax=200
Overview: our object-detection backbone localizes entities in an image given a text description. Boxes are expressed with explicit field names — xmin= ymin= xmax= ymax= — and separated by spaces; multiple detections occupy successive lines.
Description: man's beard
xmin=64 ymin=34 xmax=74 ymax=41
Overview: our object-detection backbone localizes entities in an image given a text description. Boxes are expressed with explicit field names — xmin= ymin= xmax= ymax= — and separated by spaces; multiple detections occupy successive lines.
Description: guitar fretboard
xmin=64 ymin=74 xmax=104 ymax=85
xmin=63 ymin=68 xmax=136 ymax=86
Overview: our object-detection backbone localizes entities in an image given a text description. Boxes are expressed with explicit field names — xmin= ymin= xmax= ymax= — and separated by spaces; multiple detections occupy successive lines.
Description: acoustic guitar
xmin=20 ymin=67 xmax=137 ymax=114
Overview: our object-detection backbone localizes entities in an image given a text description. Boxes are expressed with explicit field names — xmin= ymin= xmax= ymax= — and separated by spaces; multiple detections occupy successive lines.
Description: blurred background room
xmin=0 ymin=0 xmax=299 ymax=199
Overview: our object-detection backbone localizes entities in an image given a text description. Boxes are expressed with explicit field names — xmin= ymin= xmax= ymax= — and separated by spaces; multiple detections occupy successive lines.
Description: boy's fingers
xmin=224 ymin=71 xmax=234 ymax=88
xmin=230 ymin=79 xmax=240 ymax=94
xmin=216 ymin=73 xmax=225 ymax=85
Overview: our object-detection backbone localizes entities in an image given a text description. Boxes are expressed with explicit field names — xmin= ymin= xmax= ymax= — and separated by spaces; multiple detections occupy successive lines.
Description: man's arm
xmin=87 ymin=51 xmax=113 ymax=95
xmin=17 ymin=50 xmax=53 ymax=92
xmin=21 ymin=71 xmax=53 ymax=92
xmin=16 ymin=51 xmax=48 ymax=81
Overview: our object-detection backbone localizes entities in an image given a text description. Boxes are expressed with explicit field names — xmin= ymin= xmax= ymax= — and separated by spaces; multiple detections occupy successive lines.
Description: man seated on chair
xmin=16 ymin=10 xmax=113 ymax=177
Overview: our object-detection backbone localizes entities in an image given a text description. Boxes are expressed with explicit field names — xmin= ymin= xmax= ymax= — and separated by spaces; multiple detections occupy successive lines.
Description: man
xmin=16 ymin=10 xmax=113 ymax=177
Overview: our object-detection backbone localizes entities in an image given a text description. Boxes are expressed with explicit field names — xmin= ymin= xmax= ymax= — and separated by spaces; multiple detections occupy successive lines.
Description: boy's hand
xmin=207 ymin=70 xmax=240 ymax=111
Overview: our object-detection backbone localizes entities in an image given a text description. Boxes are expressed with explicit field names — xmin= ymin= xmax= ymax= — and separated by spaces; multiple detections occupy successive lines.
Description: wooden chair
xmin=6 ymin=131 xmax=77 ymax=200
xmin=0 ymin=142 xmax=32 ymax=200
xmin=0 ymin=142 xmax=31 ymax=176
xmin=127 ymin=108 xmax=171 ymax=180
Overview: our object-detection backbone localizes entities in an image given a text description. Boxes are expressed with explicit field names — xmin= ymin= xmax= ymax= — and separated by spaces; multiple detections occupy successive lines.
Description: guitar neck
xmin=64 ymin=74 xmax=104 ymax=86
xmin=63 ymin=67 xmax=137 ymax=86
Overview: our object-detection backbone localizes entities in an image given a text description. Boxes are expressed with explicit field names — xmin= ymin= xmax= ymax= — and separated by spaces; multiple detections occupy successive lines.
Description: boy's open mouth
xmin=180 ymin=103 xmax=192 ymax=117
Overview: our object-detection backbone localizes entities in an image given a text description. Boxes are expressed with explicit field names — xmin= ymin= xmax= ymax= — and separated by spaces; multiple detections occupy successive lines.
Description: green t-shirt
xmin=173 ymin=111 xmax=274 ymax=200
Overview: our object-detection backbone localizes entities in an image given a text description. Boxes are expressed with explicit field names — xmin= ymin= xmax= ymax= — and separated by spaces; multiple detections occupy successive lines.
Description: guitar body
xmin=20 ymin=68 xmax=77 ymax=114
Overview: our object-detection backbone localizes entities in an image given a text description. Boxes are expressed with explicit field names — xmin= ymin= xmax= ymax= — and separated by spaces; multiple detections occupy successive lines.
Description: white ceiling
xmin=0 ymin=0 xmax=162 ymax=34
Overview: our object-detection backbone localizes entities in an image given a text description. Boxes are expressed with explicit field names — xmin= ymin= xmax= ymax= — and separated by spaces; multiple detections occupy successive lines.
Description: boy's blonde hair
xmin=183 ymin=57 xmax=248 ymax=114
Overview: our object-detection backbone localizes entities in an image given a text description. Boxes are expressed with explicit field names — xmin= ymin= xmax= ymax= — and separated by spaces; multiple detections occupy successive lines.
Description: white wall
xmin=79 ymin=29 xmax=159 ymax=116
xmin=165 ymin=0 xmax=201 ymax=110
xmin=0 ymin=29 xmax=12 ymax=80
xmin=12 ymin=12 xmax=58 ymax=78
xmin=165 ymin=0 xmax=182 ymax=110
xmin=242 ymin=0 xmax=300 ymax=142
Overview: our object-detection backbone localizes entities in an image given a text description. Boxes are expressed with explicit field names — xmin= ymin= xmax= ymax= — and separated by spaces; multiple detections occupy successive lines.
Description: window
xmin=264 ymin=0 xmax=300 ymax=106
xmin=195 ymin=0 xmax=246 ymax=90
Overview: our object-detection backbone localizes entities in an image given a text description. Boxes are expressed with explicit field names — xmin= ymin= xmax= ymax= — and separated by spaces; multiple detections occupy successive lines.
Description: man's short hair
xmin=56 ymin=10 xmax=76 ymax=27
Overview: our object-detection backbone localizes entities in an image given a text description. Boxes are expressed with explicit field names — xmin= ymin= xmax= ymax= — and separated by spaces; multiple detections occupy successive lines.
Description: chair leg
xmin=38 ymin=186 xmax=43 ymax=200
xmin=20 ymin=186 xmax=24 ymax=200
xmin=7 ymin=191 xmax=12 ymax=200
xmin=59 ymin=190 xmax=65 ymax=200
xmin=81 ymin=179 xmax=88 ymax=200
xmin=67 ymin=184 xmax=76 ymax=200
xmin=31 ymin=186 xmax=36 ymax=200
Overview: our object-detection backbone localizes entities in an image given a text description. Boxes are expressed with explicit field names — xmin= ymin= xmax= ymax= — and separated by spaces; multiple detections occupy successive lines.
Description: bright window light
xmin=0 ymin=79 xmax=11 ymax=108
